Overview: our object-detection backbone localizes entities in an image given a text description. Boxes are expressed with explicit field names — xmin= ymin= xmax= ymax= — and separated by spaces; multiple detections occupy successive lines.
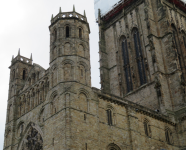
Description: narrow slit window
xmin=79 ymin=28 xmax=82 ymax=38
xmin=66 ymin=26 xmax=69 ymax=38
xmin=23 ymin=70 xmax=26 ymax=80
xmin=144 ymin=120 xmax=151 ymax=137
xmin=81 ymin=69 xmax=83 ymax=76
xmin=107 ymin=109 xmax=112 ymax=126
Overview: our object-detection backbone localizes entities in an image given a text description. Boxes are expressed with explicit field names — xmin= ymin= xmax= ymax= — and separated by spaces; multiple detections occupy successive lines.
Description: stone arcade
xmin=3 ymin=0 xmax=186 ymax=149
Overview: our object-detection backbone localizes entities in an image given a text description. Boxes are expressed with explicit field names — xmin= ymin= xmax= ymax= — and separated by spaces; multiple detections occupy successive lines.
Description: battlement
xmin=11 ymin=50 xmax=33 ymax=66
xmin=51 ymin=9 xmax=87 ymax=25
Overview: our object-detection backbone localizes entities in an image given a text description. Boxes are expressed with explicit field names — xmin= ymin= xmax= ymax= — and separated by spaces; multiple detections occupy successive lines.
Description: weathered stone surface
xmin=3 ymin=0 xmax=186 ymax=150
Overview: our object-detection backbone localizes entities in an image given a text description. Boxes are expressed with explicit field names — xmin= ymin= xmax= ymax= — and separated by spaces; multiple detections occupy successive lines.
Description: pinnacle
xmin=18 ymin=48 xmax=20 ymax=56
xmin=73 ymin=5 xmax=75 ymax=12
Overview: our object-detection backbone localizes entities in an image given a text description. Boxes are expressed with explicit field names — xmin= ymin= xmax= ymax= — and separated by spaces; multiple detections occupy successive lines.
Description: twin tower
xmin=5 ymin=7 xmax=92 ymax=150
xmin=49 ymin=6 xmax=91 ymax=87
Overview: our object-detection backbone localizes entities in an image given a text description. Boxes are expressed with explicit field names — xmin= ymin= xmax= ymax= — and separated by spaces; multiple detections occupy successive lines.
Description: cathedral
xmin=3 ymin=0 xmax=186 ymax=149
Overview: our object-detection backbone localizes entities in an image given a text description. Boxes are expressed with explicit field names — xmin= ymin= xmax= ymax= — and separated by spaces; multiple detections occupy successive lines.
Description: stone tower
xmin=49 ymin=6 xmax=91 ymax=89
xmin=3 ymin=1 xmax=186 ymax=150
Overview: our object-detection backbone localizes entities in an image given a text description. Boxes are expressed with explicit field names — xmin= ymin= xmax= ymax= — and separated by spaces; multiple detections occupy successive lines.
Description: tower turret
xmin=49 ymin=7 xmax=91 ymax=88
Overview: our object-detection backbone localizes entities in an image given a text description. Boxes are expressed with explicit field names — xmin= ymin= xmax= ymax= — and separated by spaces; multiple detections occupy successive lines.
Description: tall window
xmin=172 ymin=26 xmax=183 ymax=70
xmin=165 ymin=128 xmax=173 ymax=144
xmin=133 ymin=28 xmax=146 ymax=85
xmin=144 ymin=119 xmax=151 ymax=137
xmin=122 ymin=37 xmax=133 ymax=93
xmin=66 ymin=26 xmax=69 ymax=38
xmin=79 ymin=28 xmax=82 ymax=38
xmin=107 ymin=109 xmax=112 ymax=126
xmin=23 ymin=69 xmax=26 ymax=80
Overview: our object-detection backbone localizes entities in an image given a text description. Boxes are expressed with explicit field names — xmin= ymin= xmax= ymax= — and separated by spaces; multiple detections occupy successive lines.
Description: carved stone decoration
xmin=21 ymin=127 xmax=43 ymax=150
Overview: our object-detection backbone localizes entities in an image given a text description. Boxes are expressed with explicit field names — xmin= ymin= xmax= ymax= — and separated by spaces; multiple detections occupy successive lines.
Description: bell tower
xmin=49 ymin=6 xmax=91 ymax=88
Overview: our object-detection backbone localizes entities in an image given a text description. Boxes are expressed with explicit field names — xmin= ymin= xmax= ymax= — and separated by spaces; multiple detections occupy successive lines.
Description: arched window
xmin=107 ymin=143 xmax=121 ymax=150
xmin=66 ymin=26 xmax=70 ymax=38
xmin=165 ymin=127 xmax=173 ymax=144
xmin=22 ymin=69 xmax=26 ymax=80
xmin=121 ymin=37 xmax=133 ymax=93
xmin=79 ymin=28 xmax=82 ymax=38
xmin=107 ymin=109 xmax=112 ymax=126
xmin=144 ymin=119 xmax=151 ymax=137
xmin=54 ymin=28 xmax=57 ymax=42
xmin=133 ymin=28 xmax=146 ymax=85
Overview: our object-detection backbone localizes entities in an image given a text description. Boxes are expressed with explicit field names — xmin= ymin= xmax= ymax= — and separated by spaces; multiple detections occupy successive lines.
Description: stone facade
xmin=3 ymin=0 xmax=186 ymax=150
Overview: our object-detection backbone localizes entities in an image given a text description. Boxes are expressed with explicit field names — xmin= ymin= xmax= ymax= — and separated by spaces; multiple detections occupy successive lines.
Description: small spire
xmin=18 ymin=48 xmax=20 ymax=56
xmin=51 ymin=14 xmax=53 ymax=20
xmin=84 ymin=10 xmax=86 ymax=17
xmin=12 ymin=55 xmax=14 ymax=61
xmin=30 ymin=53 xmax=33 ymax=60
xmin=73 ymin=5 xmax=75 ymax=12
xmin=59 ymin=7 xmax=62 ymax=13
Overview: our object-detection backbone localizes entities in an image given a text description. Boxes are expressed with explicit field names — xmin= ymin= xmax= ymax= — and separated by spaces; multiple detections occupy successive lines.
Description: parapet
xmin=50 ymin=7 xmax=87 ymax=26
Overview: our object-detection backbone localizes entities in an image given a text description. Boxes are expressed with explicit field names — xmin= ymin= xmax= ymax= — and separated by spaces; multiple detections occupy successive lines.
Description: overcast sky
xmin=0 ymin=0 xmax=100 ymax=148
xmin=0 ymin=0 xmax=186 ymax=149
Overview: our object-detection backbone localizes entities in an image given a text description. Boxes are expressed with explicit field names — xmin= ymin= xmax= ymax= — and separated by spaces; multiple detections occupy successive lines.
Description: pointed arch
xmin=18 ymin=122 xmax=43 ymax=150
xmin=107 ymin=143 xmax=121 ymax=150
xmin=49 ymin=90 xmax=58 ymax=102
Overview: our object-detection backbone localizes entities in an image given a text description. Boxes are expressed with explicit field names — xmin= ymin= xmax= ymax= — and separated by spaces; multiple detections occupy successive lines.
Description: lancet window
xmin=22 ymin=69 xmax=27 ymax=80
xmin=66 ymin=26 xmax=70 ymax=38
xmin=107 ymin=109 xmax=112 ymax=126
xmin=144 ymin=119 xmax=151 ymax=137
xmin=165 ymin=127 xmax=173 ymax=144
xmin=133 ymin=28 xmax=146 ymax=85
xmin=79 ymin=28 xmax=82 ymax=38
xmin=122 ymin=37 xmax=133 ymax=92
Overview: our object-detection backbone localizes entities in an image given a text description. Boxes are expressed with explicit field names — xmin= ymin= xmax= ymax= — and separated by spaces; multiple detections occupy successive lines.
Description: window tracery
xmin=21 ymin=127 xmax=43 ymax=150
xmin=133 ymin=28 xmax=146 ymax=85
xmin=121 ymin=36 xmax=133 ymax=93
xmin=107 ymin=143 xmax=121 ymax=150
